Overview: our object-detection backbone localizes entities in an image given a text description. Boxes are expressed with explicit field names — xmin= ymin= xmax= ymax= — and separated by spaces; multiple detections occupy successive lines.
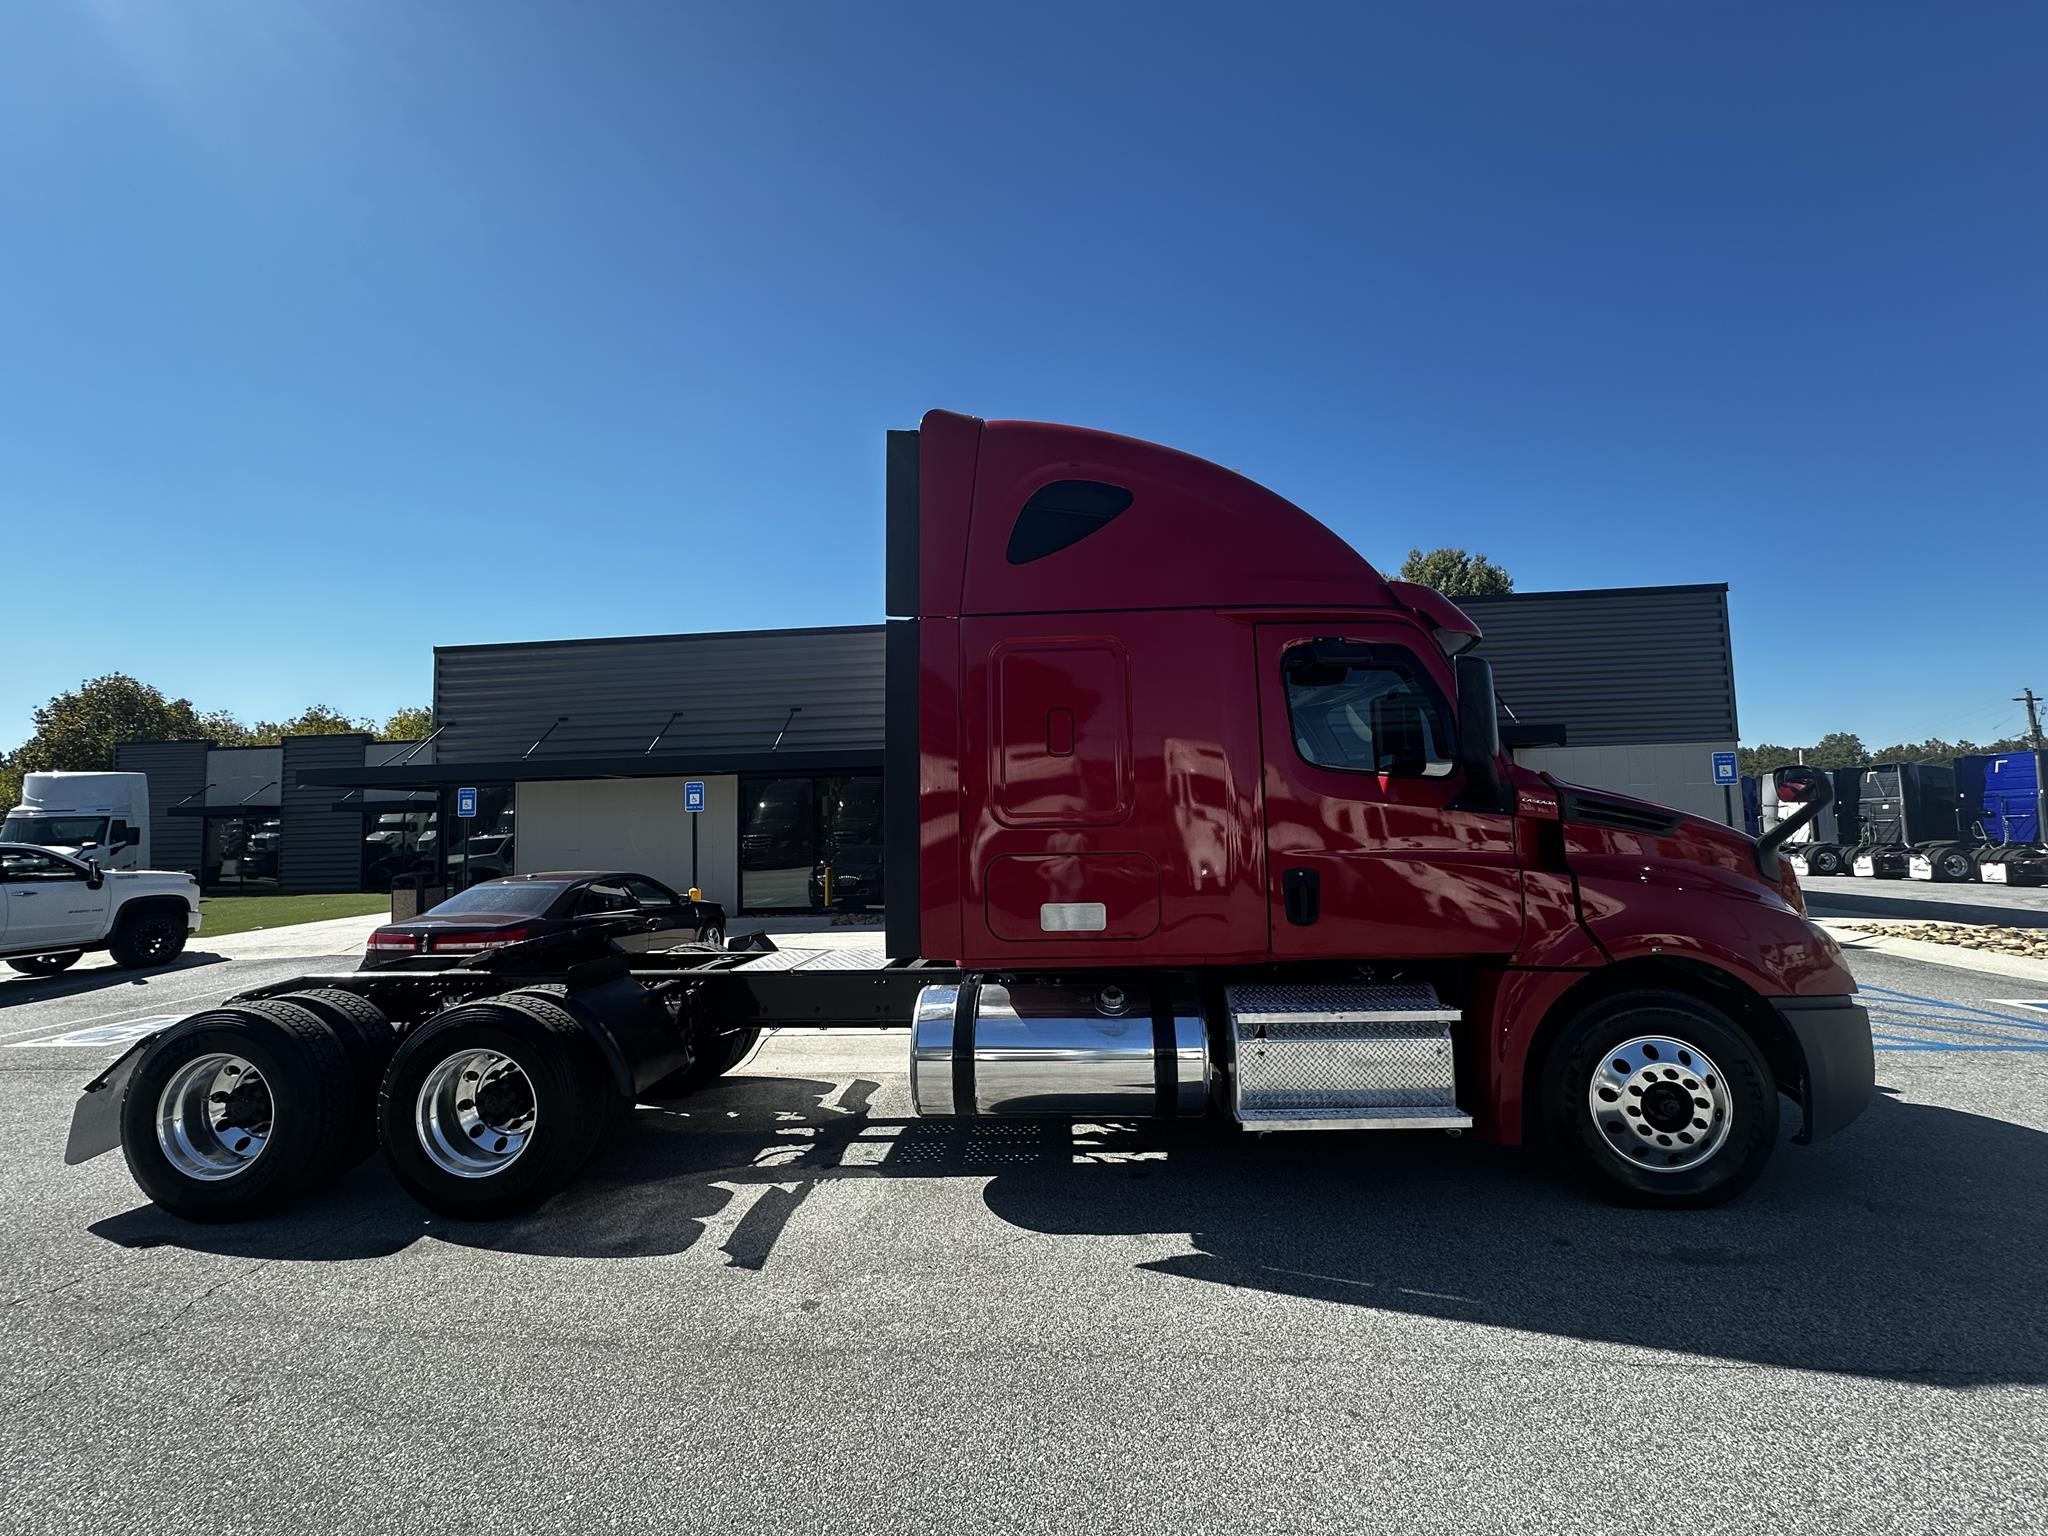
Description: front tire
xmin=1541 ymin=990 xmax=1778 ymax=1207
xmin=109 ymin=907 xmax=189 ymax=968
xmin=7 ymin=952 xmax=83 ymax=976
xmin=1807 ymin=845 xmax=1843 ymax=877
xmin=1933 ymin=844 xmax=1976 ymax=882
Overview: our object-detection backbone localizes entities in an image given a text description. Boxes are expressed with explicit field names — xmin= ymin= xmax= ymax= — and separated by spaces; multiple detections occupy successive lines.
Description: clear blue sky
xmin=3 ymin=2 xmax=2042 ymax=753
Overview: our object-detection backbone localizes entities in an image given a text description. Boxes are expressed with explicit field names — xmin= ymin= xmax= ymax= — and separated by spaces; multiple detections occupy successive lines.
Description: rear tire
xmin=120 ymin=1004 xmax=356 ymax=1221
xmin=1540 ymin=989 xmax=1778 ymax=1208
xmin=267 ymin=991 xmax=397 ymax=1168
xmin=7 ymin=952 xmax=82 ymax=976
xmin=1934 ymin=844 xmax=1976 ymax=882
xmin=378 ymin=998 xmax=616 ymax=1220
xmin=1807 ymin=845 xmax=1843 ymax=877
xmin=109 ymin=907 xmax=188 ymax=968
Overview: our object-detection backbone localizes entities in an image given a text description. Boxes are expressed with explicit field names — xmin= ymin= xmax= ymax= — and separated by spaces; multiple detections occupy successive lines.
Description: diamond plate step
xmin=1236 ymin=1105 xmax=1474 ymax=1132
xmin=1227 ymin=982 xmax=1470 ymax=1131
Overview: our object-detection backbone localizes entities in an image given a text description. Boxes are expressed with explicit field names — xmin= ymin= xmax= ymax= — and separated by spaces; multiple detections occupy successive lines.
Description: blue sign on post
xmin=1711 ymin=752 xmax=1739 ymax=787
xmin=456 ymin=786 xmax=479 ymax=819
xmin=684 ymin=781 xmax=706 ymax=814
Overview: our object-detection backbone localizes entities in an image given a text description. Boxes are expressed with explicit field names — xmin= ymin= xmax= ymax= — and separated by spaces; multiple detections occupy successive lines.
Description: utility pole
xmin=2019 ymin=687 xmax=2045 ymax=750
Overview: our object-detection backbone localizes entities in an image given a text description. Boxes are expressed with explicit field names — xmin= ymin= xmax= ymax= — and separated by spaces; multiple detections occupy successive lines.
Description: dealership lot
xmin=1 ymin=944 xmax=2044 ymax=1534
xmin=1803 ymin=872 xmax=2048 ymax=928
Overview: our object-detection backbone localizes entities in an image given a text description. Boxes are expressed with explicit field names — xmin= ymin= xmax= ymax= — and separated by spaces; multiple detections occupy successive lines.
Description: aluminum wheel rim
xmin=156 ymin=1053 xmax=272 ymax=1181
xmin=1587 ymin=1035 xmax=1733 ymax=1173
xmin=415 ymin=1049 xmax=537 ymax=1179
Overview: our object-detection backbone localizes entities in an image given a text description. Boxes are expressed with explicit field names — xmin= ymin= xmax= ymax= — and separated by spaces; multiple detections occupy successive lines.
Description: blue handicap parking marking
xmin=1860 ymin=986 xmax=2048 ymax=1053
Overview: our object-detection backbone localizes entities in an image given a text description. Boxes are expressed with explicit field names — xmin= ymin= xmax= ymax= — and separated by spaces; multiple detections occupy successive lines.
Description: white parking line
xmin=5 ymin=1015 xmax=186 ymax=1049
xmin=1989 ymin=1000 xmax=2048 ymax=1017
xmin=0 ymin=979 xmax=243 ymax=1044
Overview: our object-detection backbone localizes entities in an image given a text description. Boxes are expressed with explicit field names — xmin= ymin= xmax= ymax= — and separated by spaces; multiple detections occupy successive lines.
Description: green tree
xmin=1805 ymin=732 xmax=1868 ymax=770
xmin=1738 ymin=744 xmax=1800 ymax=778
xmin=1396 ymin=547 xmax=1514 ymax=597
xmin=195 ymin=709 xmax=262 ymax=748
xmin=9 ymin=674 xmax=206 ymax=774
xmin=382 ymin=706 xmax=433 ymax=741
xmin=1 ymin=674 xmax=211 ymax=814
xmin=245 ymin=705 xmax=375 ymax=743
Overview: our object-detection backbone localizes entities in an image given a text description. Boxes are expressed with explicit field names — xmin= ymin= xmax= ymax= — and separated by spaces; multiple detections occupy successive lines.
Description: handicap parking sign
xmin=1712 ymin=752 xmax=1738 ymax=786
xmin=456 ymin=786 xmax=478 ymax=819
xmin=685 ymin=781 xmax=706 ymax=814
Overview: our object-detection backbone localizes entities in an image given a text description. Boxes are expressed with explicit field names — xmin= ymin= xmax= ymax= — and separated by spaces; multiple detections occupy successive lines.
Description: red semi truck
xmin=66 ymin=410 xmax=1873 ymax=1218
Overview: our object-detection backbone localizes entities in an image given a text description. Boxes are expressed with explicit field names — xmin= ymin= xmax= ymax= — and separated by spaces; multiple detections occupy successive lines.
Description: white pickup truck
xmin=0 ymin=844 xmax=201 ymax=977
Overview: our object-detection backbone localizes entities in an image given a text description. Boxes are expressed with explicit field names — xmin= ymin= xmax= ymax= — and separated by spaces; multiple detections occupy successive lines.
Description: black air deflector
xmin=1562 ymin=791 xmax=1683 ymax=837
xmin=886 ymin=430 xmax=920 ymax=617
xmin=883 ymin=619 xmax=921 ymax=961
xmin=1006 ymin=480 xmax=1133 ymax=565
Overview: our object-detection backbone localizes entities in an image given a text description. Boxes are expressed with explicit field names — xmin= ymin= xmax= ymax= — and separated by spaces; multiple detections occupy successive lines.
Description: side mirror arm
xmin=1757 ymin=768 xmax=1833 ymax=879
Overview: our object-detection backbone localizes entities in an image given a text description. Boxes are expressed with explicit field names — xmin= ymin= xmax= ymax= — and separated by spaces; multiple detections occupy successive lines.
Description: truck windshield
xmin=1 ymin=814 xmax=109 ymax=847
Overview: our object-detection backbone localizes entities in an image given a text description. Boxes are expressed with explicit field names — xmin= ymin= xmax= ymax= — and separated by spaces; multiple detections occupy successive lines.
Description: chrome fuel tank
xmin=909 ymin=979 xmax=1210 ymax=1117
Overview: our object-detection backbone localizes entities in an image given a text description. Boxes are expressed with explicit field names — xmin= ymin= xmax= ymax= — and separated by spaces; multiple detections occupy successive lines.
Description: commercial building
xmin=114 ymin=736 xmax=439 ymax=895
xmin=115 ymin=581 xmax=1736 ymax=909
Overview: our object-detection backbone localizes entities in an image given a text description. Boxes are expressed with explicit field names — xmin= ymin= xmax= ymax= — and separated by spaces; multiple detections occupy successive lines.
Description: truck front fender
xmin=1575 ymin=873 xmax=1857 ymax=999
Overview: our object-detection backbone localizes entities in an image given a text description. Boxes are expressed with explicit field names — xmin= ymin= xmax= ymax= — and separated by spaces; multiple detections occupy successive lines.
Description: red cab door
xmin=1256 ymin=623 xmax=1523 ymax=959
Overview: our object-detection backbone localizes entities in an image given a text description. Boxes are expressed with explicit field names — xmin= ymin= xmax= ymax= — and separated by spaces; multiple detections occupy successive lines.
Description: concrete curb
xmin=1816 ymin=919 xmax=2048 ymax=986
xmin=198 ymin=912 xmax=385 ymax=961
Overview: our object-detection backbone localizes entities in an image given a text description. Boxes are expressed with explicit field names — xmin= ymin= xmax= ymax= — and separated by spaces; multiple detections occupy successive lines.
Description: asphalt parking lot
xmin=2 ymin=942 xmax=2046 ymax=1534
xmin=1802 ymin=870 xmax=2048 ymax=927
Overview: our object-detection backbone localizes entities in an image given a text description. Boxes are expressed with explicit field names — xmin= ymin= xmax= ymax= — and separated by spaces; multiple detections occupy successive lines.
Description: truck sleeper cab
xmin=67 ymin=410 xmax=1874 ymax=1224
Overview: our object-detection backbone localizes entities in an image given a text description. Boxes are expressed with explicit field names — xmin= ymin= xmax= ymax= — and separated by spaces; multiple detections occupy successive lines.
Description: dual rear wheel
xmin=122 ymin=989 xmax=759 ymax=1223
xmin=122 ymin=994 xmax=393 ymax=1221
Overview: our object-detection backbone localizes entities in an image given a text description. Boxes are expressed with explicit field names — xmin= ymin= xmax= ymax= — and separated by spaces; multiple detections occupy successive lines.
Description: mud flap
xmin=63 ymin=1034 xmax=163 ymax=1166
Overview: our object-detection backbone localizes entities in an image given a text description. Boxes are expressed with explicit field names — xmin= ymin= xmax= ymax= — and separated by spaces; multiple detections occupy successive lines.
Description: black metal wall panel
xmin=281 ymin=734 xmax=372 ymax=893
xmin=112 ymin=740 xmax=208 ymax=878
xmin=430 ymin=591 xmax=1734 ymax=774
xmin=433 ymin=625 xmax=887 ymax=765
xmin=1460 ymin=585 xmax=1736 ymax=747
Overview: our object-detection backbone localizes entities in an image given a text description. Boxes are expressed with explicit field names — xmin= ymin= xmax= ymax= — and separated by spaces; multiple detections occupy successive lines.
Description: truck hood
xmin=107 ymin=869 xmax=201 ymax=897
xmin=1553 ymin=780 xmax=1804 ymax=913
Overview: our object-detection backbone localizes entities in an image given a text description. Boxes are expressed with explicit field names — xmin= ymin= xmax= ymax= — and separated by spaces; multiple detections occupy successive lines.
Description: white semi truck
xmin=2 ymin=771 xmax=151 ymax=869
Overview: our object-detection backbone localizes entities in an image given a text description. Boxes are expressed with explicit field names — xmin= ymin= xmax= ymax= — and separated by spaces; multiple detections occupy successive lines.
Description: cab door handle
xmin=1282 ymin=868 xmax=1320 ymax=926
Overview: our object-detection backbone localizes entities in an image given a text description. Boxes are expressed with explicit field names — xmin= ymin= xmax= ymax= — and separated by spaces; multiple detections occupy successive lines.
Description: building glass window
xmin=446 ymin=785 xmax=516 ymax=889
xmin=361 ymin=806 xmax=439 ymax=891
xmin=738 ymin=773 xmax=884 ymax=912
xmin=204 ymin=815 xmax=284 ymax=893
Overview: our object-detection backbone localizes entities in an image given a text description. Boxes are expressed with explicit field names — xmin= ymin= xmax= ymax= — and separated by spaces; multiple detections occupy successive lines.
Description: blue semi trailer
xmin=1911 ymin=750 xmax=2048 ymax=885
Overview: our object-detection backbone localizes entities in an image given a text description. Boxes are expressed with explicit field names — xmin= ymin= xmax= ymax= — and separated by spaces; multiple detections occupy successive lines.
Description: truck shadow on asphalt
xmin=0 ymin=952 xmax=229 ymax=1007
xmin=91 ymin=1076 xmax=2048 ymax=1385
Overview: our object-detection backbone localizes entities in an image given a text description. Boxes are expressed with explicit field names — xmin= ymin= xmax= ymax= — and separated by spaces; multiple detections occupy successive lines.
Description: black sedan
xmin=363 ymin=871 xmax=725 ymax=969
